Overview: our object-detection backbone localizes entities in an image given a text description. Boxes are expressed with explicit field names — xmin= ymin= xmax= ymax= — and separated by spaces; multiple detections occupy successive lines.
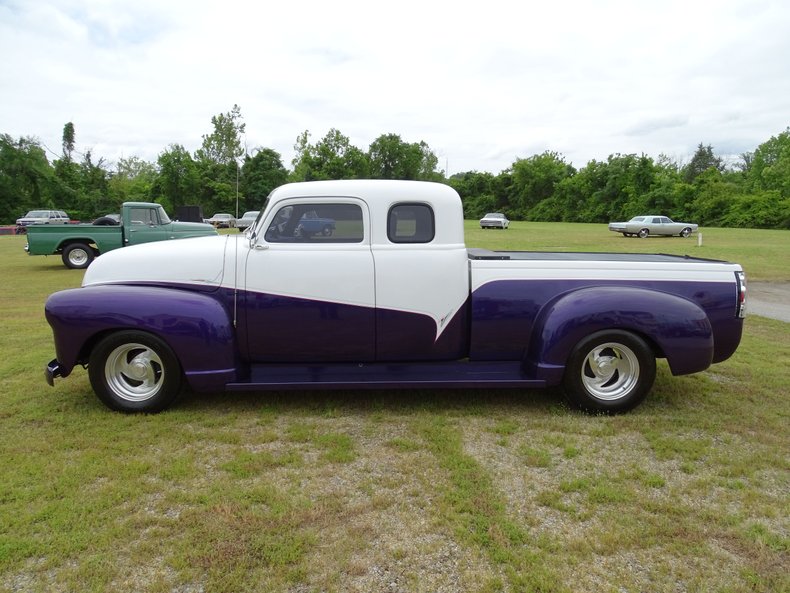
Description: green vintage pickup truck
xmin=25 ymin=202 xmax=217 ymax=269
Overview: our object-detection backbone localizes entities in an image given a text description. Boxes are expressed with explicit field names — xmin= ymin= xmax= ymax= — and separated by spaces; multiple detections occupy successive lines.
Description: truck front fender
xmin=523 ymin=286 xmax=713 ymax=384
xmin=45 ymin=285 xmax=237 ymax=391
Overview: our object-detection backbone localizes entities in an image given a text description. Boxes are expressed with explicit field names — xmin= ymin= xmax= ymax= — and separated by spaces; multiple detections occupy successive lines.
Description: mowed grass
xmin=0 ymin=223 xmax=788 ymax=593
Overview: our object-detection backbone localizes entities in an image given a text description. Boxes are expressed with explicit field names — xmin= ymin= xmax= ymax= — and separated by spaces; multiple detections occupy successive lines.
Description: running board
xmin=225 ymin=360 xmax=546 ymax=391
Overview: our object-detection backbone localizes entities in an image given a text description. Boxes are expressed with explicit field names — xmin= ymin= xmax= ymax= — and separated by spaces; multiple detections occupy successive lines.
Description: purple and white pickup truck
xmin=44 ymin=180 xmax=747 ymax=413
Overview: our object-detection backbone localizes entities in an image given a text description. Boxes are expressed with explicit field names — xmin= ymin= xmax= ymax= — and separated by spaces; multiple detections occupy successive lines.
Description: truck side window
xmin=388 ymin=203 xmax=434 ymax=243
xmin=130 ymin=208 xmax=160 ymax=226
xmin=265 ymin=203 xmax=363 ymax=243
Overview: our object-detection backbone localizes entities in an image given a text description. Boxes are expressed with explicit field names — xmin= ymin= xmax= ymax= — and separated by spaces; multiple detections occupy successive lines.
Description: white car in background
xmin=236 ymin=211 xmax=259 ymax=231
xmin=16 ymin=210 xmax=70 ymax=229
xmin=479 ymin=212 xmax=510 ymax=229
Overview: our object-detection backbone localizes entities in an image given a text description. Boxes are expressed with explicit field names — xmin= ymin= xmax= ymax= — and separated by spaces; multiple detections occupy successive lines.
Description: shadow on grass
xmin=174 ymin=386 xmax=570 ymax=417
xmin=28 ymin=261 xmax=82 ymax=272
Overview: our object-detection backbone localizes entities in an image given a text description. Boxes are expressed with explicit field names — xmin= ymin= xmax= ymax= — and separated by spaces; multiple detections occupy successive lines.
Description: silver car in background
xmin=479 ymin=212 xmax=510 ymax=229
xmin=609 ymin=216 xmax=698 ymax=238
xmin=207 ymin=213 xmax=236 ymax=228
xmin=236 ymin=211 xmax=259 ymax=231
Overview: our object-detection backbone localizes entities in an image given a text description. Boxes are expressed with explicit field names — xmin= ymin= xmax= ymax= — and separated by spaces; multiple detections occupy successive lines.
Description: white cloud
xmin=1 ymin=0 xmax=788 ymax=175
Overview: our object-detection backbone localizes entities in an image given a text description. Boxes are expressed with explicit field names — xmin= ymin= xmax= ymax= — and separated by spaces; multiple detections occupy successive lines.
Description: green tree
xmin=290 ymin=128 xmax=369 ymax=181
xmin=685 ymin=168 xmax=737 ymax=226
xmin=194 ymin=104 xmax=246 ymax=165
xmin=0 ymin=134 xmax=55 ymax=222
xmin=368 ymin=134 xmax=443 ymax=180
xmin=194 ymin=105 xmax=247 ymax=215
xmin=552 ymin=154 xmax=658 ymax=223
xmin=448 ymin=171 xmax=499 ymax=218
xmin=415 ymin=141 xmax=443 ymax=181
xmin=682 ymin=143 xmax=724 ymax=184
xmin=746 ymin=128 xmax=790 ymax=198
xmin=52 ymin=158 xmax=81 ymax=215
xmin=368 ymin=133 xmax=436 ymax=180
xmin=290 ymin=130 xmax=312 ymax=181
xmin=510 ymin=151 xmax=575 ymax=219
xmin=61 ymin=122 xmax=75 ymax=162
xmin=240 ymin=148 xmax=288 ymax=210
xmin=108 ymin=156 xmax=156 ymax=207
xmin=721 ymin=190 xmax=790 ymax=228
xmin=153 ymin=144 xmax=200 ymax=213
xmin=75 ymin=150 xmax=111 ymax=219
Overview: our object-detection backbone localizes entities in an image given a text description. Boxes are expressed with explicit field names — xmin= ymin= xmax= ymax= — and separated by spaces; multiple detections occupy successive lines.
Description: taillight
xmin=735 ymin=271 xmax=747 ymax=318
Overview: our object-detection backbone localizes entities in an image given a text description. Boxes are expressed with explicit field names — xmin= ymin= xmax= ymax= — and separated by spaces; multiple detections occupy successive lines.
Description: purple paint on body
xmin=44 ymin=275 xmax=742 ymax=394
xmin=471 ymin=278 xmax=743 ymax=376
xmin=45 ymin=285 xmax=237 ymax=389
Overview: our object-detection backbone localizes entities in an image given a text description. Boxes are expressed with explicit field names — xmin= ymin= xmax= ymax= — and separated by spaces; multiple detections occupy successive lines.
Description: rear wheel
xmin=562 ymin=330 xmax=656 ymax=413
xmin=89 ymin=331 xmax=182 ymax=413
xmin=637 ymin=228 xmax=649 ymax=238
xmin=62 ymin=243 xmax=94 ymax=269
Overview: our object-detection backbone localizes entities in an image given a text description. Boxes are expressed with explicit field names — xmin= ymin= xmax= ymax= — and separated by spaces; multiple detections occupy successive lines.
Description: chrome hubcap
xmin=69 ymin=249 xmax=88 ymax=265
xmin=581 ymin=342 xmax=640 ymax=401
xmin=104 ymin=343 xmax=164 ymax=402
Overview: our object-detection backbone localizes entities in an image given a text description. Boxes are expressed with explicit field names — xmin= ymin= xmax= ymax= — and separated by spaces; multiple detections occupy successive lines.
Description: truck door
xmin=242 ymin=199 xmax=376 ymax=362
xmin=125 ymin=207 xmax=167 ymax=245
xmin=373 ymin=202 xmax=470 ymax=360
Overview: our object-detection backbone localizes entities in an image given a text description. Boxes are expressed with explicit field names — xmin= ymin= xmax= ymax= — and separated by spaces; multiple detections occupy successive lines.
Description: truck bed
xmin=26 ymin=224 xmax=123 ymax=255
xmin=467 ymin=248 xmax=726 ymax=264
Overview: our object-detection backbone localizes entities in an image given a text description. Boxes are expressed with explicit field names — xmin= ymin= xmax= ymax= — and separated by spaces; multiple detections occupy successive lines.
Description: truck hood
xmin=170 ymin=221 xmax=218 ymax=234
xmin=83 ymin=235 xmax=234 ymax=290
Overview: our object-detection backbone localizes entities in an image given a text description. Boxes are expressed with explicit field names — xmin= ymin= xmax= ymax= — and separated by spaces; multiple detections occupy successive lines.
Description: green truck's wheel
xmin=62 ymin=243 xmax=94 ymax=269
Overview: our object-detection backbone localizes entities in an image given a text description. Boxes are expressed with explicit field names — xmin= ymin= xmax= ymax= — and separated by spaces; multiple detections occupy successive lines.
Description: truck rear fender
xmin=58 ymin=238 xmax=100 ymax=254
xmin=523 ymin=286 xmax=714 ymax=384
xmin=45 ymin=285 xmax=238 ymax=391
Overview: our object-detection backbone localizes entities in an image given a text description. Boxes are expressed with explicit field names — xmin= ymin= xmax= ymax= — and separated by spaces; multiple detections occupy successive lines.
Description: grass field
xmin=1 ymin=223 xmax=788 ymax=593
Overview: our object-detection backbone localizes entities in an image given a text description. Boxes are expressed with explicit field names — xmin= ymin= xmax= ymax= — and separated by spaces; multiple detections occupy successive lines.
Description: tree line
xmin=1 ymin=104 xmax=788 ymax=228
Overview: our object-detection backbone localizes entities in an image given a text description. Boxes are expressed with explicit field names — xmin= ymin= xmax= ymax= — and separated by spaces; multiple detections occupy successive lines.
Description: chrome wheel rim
xmin=580 ymin=342 xmax=640 ymax=401
xmin=104 ymin=343 xmax=164 ymax=402
xmin=69 ymin=248 xmax=89 ymax=266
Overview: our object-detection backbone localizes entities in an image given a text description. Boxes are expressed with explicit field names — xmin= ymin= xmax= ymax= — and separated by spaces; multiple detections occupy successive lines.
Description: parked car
xmin=207 ymin=213 xmax=236 ymax=228
xmin=295 ymin=210 xmax=336 ymax=238
xmin=16 ymin=210 xmax=70 ymax=232
xmin=609 ymin=216 xmax=698 ymax=238
xmin=480 ymin=212 xmax=510 ymax=229
xmin=236 ymin=211 xmax=259 ymax=231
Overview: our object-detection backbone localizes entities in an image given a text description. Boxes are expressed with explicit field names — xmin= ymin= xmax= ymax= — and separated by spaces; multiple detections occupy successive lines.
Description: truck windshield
xmin=157 ymin=207 xmax=171 ymax=224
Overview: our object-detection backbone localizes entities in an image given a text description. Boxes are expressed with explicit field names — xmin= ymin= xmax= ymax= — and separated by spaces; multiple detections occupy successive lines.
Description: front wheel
xmin=62 ymin=243 xmax=94 ymax=269
xmin=89 ymin=331 xmax=182 ymax=413
xmin=562 ymin=330 xmax=656 ymax=414
xmin=680 ymin=227 xmax=692 ymax=238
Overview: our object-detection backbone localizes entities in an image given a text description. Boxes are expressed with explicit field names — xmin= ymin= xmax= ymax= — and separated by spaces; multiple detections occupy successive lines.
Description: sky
xmin=1 ymin=0 xmax=789 ymax=176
